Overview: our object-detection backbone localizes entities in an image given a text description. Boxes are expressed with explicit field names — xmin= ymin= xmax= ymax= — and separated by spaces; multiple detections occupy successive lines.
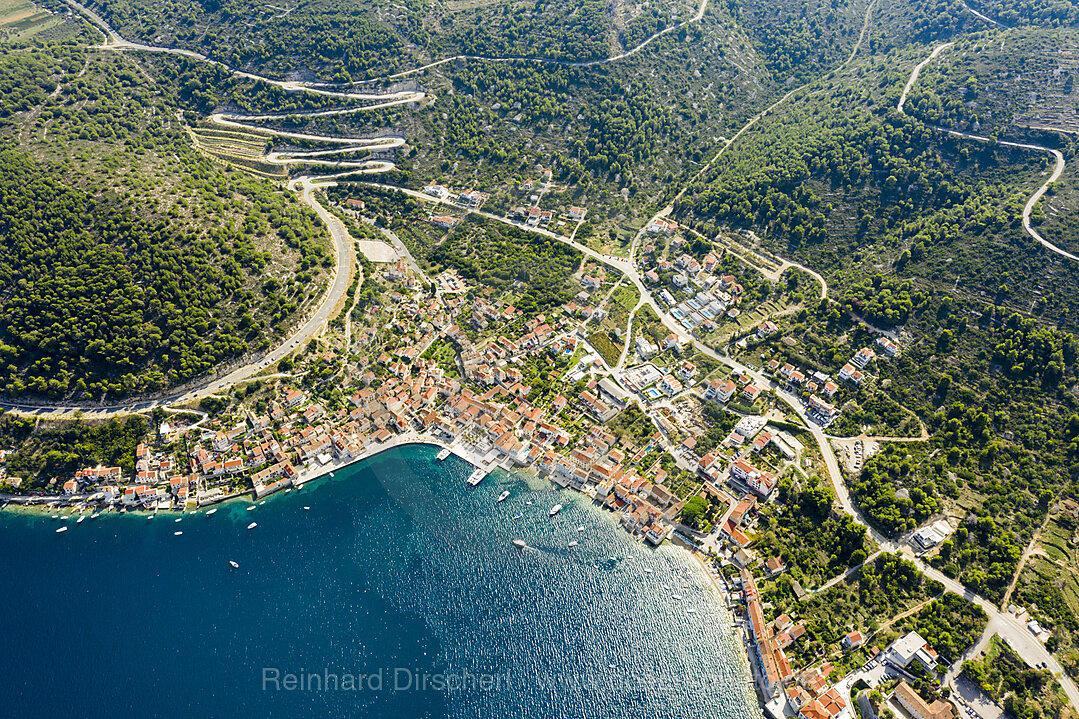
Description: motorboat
xmin=568 ymin=541 xmax=578 ymax=547
xmin=497 ymin=491 xmax=510 ymax=503
xmin=548 ymin=504 xmax=563 ymax=517
xmin=303 ymin=506 xmax=310 ymax=510
xmin=55 ymin=526 xmax=68 ymax=533
xmin=174 ymin=531 xmax=183 ymax=536
xmin=512 ymin=539 xmax=527 ymax=549
xmin=246 ymin=505 xmax=255 ymax=511
xmin=229 ymin=560 xmax=239 ymax=569
xmin=247 ymin=522 xmax=258 ymax=530
xmin=206 ymin=508 xmax=218 ymax=515
xmin=512 ymin=513 xmax=523 ymax=519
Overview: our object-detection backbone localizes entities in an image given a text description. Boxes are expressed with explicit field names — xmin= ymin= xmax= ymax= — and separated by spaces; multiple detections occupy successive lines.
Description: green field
xmin=0 ymin=0 xmax=62 ymax=42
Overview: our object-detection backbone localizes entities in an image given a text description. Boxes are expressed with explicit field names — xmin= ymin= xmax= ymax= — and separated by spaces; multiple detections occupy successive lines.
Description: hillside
xmin=0 ymin=40 xmax=331 ymax=400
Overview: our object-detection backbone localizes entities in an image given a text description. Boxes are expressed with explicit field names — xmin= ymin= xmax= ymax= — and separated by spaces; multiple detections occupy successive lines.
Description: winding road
xmin=11 ymin=4 xmax=1079 ymax=707
xmin=898 ymin=42 xmax=1075 ymax=262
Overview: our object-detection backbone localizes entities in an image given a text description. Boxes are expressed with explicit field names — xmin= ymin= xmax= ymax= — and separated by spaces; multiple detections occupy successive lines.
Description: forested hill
xmin=0 ymin=150 xmax=252 ymax=398
xmin=78 ymin=0 xmax=693 ymax=80
xmin=0 ymin=40 xmax=332 ymax=401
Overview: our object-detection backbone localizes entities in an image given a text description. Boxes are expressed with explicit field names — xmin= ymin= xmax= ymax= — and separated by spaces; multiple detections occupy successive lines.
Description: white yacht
xmin=76 ymin=515 xmax=86 ymax=524
xmin=174 ymin=531 xmax=183 ymax=536
xmin=512 ymin=539 xmax=527 ymax=549
xmin=55 ymin=526 xmax=68 ymax=533
xmin=568 ymin=541 xmax=578 ymax=547
xmin=548 ymin=504 xmax=563 ymax=517
xmin=497 ymin=491 xmax=510 ymax=503
xmin=246 ymin=505 xmax=255 ymax=511
xmin=206 ymin=508 xmax=218 ymax=515
xmin=229 ymin=561 xmax=239 ymax=569
xmin=467 ymin=468 xmax=486 ymax=486
xmin=247 ymin=522 xmax=258 ymax=530
xmin=436 ymin=448 xmax=451 ymax=461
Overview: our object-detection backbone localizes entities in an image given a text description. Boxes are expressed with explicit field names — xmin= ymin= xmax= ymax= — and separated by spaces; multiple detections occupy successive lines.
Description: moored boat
xmin=206 ymin=508 xmax=217 ymax=515
xmin=247 ymin=522 xmax=257 ymax=530
xmin=55 ymin=526 xmax=68 ymax=533
xmin=548 ymin=504 xmax=563 ymax=517
xmin=497 ymin=491 xmax=510 ymax=503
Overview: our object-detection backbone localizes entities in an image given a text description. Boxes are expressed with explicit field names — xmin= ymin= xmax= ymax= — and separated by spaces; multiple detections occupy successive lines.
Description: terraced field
xmin=188 ymin=126 xmax=287 ymax=178
xmin=1016 ymin=502 xmax=1079 ymax=683
xmin=0 ymin=0 xmax=62 ymax=42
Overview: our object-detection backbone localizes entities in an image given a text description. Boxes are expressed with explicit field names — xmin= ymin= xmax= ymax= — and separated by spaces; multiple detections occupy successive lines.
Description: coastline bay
xmin=0 ymin=444 xmax=761 ymax=718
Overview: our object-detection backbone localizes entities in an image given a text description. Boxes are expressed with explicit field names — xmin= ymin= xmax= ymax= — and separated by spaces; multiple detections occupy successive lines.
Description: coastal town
xmin=1 ymin=198 xmax=1004 ymax=719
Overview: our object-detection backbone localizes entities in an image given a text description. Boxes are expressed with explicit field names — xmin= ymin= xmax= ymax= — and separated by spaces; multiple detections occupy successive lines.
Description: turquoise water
xmin=0 ymin=444 xmax=761 ymax=718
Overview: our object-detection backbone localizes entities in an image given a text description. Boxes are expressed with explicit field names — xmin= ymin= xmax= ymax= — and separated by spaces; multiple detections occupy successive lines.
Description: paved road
xmin=899 ymin=42 xmax=1074 ymax=263
xmin=0 ymin=177 xmax=356 ymax=418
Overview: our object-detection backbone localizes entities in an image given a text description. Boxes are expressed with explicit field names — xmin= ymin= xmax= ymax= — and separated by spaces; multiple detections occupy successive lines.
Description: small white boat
xmin=247 ymin=522 xmax=258 ymax=530
xmin=548 ymin=504 xmax=563 ymax=517
xmin=436 ymin=448 xmax=451 ymax=461
xmin=644 ymin=568 xmax=654 ymax=574
xmin=526 ymin=501 xmax=533 ymax=506
xmin=206 ymin=508 xmax=218 ymax=515
xmin=512 ymin=513 xmax=523 ymax=519
xmin=512 ymin=539 xmax=527 ymax=549
xmin=229 ymin=560 xmax=239 ymax=569
xmin=467 ymin=468 xmax=486 ymax=486
xmin=609 ymin=556 xmax=618 ymax=561
xmin=174 ymin=531 xmax=183 ymax=536
xmin=246 ymin=506 xmax=255 ymax=511
xmin=285 ymin=488 xmax=292 ymax=493
xmin=51 ymin=514 xmax=59 ymax=519
xmin=672 ymin=594 xmax=683 ymax=600
xmin=76 ymin=515 xmax=86 ymax=524
xmin=90 ymin=513 xmax=99 ymax=519
xmin=175 ymin=518 xmax=182 ymax=523
xmin=147 ymin=514 xmax=154 ymax=520
xmin=303 ymin=506 xmax=310 ymax=510
xmin=497 ymin=491 xmax=510 ymax=503
xmin=329 ymin=472 xmax=335 ymax=478
xmin=687 ymin=608 xmax=696 ymax=614
xmin=576 ymin=525 xmax=584 ymax=532
xmin=259 ymin=501 xmax=266 ymax=505
xmin=568 ymin=541 xmax=578 ymax=547
xmin=55 ymin=526 xmax=68 ymax=533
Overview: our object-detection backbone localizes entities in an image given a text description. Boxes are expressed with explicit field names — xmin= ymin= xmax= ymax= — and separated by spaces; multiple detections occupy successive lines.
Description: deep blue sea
xmin=0 ymin=444 xmax=761 ymax=718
